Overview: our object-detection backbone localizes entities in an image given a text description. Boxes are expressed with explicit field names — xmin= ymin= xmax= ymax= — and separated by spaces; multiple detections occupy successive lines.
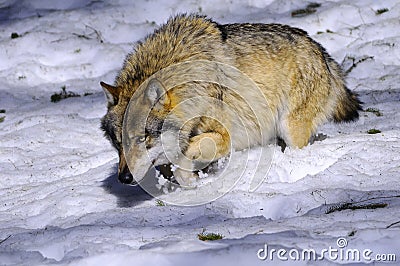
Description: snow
xmin=0 ymin=0 xmax=399 ymax=265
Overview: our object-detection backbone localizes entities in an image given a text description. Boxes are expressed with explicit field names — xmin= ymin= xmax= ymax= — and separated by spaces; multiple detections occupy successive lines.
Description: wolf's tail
xmin=333 ymin=87 xmax=362 ymax=122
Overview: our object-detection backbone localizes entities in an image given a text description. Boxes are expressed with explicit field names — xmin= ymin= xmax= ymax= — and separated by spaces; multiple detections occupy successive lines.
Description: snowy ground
xmin=1 ymin=0 xmax=400 ymax=265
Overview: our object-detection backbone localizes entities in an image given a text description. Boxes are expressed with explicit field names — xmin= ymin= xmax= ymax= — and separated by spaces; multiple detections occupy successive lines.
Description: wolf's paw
xmin=173 ymin=167 xmax=198 ymax=188
xmin=185 ymin=135 xmax=218 ymax=162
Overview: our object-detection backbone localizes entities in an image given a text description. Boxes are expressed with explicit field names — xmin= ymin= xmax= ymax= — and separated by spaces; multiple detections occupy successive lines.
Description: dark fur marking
xmin=101 ymin=114 xmax=120 ymax=151
xmin=145 ymin=117 xmax=164 ymax=138
xmin=335 ymin=88 xmax=363 ymax=122
xmin=216 ymin=24 xmax=228 ymax=41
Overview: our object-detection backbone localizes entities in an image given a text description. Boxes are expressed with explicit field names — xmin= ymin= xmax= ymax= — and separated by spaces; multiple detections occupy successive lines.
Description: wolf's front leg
xmin=174 ymin=132 xmax=230 ymax=187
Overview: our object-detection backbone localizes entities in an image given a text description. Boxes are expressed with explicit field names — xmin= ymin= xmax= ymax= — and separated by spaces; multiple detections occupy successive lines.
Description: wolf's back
xmin=221 ymin=22 xmax=362 ymax=122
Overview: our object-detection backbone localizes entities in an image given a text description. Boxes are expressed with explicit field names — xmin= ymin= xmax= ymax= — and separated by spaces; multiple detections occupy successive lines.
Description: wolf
xmin=100 ymin=14 xmax=361 ymax=186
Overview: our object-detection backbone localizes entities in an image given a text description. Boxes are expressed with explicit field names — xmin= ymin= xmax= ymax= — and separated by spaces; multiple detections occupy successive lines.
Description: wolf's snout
xmin=118 ymin=170 xmax=136 ymax=185
xmin=117 ymin=152 xmax=137 ymax=185
xmin=118 ymin=173 xmax=133 ymax=184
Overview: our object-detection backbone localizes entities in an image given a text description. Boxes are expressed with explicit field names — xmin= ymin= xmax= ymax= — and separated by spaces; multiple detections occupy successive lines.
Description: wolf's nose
xmin=118 ymin=171 xmax=136 ymax=185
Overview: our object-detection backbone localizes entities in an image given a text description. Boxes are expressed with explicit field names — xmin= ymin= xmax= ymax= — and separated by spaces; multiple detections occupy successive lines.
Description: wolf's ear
xmin=145 ymin=78 xmax=168 ymax=107
xmin=100 ymin=81 xmax=120 ymax=106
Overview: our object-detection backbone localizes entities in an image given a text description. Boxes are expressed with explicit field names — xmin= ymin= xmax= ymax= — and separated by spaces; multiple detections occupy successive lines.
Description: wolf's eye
xmin=136 ymin=136 xmax=146 ymax=144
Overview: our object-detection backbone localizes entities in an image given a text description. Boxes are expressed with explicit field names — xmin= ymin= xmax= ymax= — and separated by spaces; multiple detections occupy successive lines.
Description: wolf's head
xmin=100 ymin=81 xmax=134 ymax=184
xmin=100 ymin=79 xmax=176 ymax=185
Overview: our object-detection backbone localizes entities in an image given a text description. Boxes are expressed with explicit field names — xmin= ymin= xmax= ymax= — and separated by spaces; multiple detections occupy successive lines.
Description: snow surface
xmin=0 ymin=0 xmax=400 ymax=265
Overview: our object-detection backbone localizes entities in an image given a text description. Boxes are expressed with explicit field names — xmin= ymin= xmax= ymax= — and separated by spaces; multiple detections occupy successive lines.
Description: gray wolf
xmin=100 ymin=14 xmax=361 ymax=186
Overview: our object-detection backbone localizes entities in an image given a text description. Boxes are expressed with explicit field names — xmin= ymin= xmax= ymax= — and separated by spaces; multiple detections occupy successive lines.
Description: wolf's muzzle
xmin=118 ymin=169 xmax=137 ymax=185
xmin=117 ymin=150 xmax=138 ymax=185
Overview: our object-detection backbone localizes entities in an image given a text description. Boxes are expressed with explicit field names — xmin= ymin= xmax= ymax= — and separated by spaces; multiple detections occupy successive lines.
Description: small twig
xmin=353 ymin=195 xmax=400 ymax=205
xmin=0 ymin=235 xmax=11 ymax=245
xmin=357 ymin=7 xmax=366 ymax=25
xmin=85 ymin=25 xmax=104 ymax=43
xmin=344 ymin=56 xmax=374 ymax=74
xmin=326 ymin=202 xmax=387 ymax=214
xmin=72 ymin=33 xmax=91 ymax=40
xmin=8 ymin=159 xmax=17 ymax=170
xmin=386 ymin=220 xmax=400 ymax=229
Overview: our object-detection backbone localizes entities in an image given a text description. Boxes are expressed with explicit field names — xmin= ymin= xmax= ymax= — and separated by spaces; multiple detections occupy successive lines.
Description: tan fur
xmin=101 ymin=14 xmax=361 ymax=185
